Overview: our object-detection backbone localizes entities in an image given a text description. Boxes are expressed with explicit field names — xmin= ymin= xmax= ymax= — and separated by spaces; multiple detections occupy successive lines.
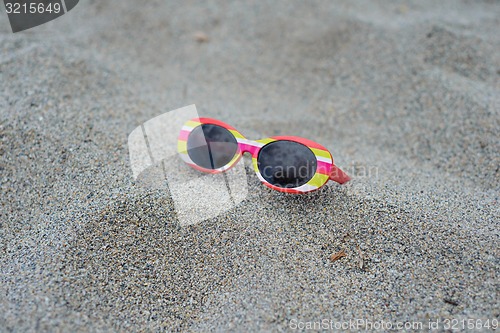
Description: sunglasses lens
xmin=187 ymin=124 xmax=238 ymax=169
xmin=257 ymin=140 xmax=317 ymax=188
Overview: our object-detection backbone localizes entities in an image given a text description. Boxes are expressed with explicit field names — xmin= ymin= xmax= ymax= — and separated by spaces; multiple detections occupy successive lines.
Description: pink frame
xmin=177 ymin=118 xmax=350 ymax=193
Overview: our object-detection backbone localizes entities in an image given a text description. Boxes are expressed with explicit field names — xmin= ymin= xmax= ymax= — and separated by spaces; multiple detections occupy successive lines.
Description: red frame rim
xmin=178 ymin=118 xmax=348 ymax=193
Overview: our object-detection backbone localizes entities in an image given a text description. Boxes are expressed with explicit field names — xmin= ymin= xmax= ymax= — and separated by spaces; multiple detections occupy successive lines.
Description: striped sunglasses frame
xmin=177 ymin=118 xmax=350 ymax=194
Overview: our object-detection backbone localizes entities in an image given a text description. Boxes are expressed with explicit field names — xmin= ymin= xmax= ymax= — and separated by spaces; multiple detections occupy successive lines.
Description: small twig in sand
xmin=330 ymin=250 xmax=347 ymax=262
xmin=444 ymin=298 xmax=459 ymax=306
xmin=356 ymin=245 xmax=364 ymax=269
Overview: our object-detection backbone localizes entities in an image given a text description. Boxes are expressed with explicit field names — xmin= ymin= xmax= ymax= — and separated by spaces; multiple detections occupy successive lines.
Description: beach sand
xmin=1 ymin=0 xmax=498 ymax=331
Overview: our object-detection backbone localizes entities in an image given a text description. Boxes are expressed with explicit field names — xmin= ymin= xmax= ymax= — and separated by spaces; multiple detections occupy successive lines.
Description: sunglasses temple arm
xmin=329 ymin=165 xmax=351 ymax=184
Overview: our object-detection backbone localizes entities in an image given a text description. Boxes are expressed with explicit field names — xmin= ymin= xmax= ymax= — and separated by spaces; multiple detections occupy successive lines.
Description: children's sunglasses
xmin=177 ymin=118 xmax=350 ymax=194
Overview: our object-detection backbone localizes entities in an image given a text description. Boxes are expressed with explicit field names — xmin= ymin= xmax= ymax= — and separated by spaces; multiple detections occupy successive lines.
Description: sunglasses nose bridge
xmin=237 ymin=140 xmax=261 ymax=156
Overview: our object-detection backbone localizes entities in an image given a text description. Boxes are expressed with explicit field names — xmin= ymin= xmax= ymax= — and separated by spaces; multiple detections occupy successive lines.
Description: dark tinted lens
xmin=257 ymin=140 xmax=317 ymax=188
xmin=187 ymin=124 xmax=238 ymax=169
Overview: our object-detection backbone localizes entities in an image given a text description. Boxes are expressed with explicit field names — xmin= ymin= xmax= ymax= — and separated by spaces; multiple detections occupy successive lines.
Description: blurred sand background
xmin=1 ymin=0 xmax=499 ymax=331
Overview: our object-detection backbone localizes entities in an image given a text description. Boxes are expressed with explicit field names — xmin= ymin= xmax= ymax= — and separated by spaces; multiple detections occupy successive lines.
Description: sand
xmin=1 ymin=0 xmax=499 ymax=331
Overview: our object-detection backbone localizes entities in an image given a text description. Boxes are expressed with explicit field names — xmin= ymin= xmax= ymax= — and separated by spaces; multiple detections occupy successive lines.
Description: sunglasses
xmin=177 ymin=118 xmax=350 ymax=194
